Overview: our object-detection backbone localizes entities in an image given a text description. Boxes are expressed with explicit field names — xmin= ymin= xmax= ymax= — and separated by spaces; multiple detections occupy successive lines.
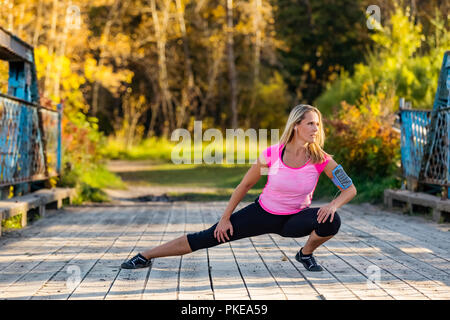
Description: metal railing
xmin=0 ymin=94 xmax=61 ymax=187
xmin=399 ymin=51 xmax=450 ymax=199
xmin=0 ymin=26 xmax=62 ymax=197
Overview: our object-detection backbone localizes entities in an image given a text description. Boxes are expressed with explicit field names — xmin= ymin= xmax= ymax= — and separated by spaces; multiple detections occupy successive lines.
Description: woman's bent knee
xmin=315 ymin=211 xmax=341 ymax=237
xmin=187 ymin=224 xmax=218 ymax=252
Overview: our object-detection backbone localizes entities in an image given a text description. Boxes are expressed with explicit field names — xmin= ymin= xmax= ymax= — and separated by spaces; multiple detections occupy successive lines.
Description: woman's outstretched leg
xmin=121 ymin=235 xmax=192 ymax=269
xmin=141 ymin=235 xmax=192 ymax=259
xmin=121 ymin=200 xmax=283 ymax=269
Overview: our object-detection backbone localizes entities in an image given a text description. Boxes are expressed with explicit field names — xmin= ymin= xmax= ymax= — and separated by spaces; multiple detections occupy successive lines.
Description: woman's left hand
xmin=317 ymin=203 xmax=338 ymax=223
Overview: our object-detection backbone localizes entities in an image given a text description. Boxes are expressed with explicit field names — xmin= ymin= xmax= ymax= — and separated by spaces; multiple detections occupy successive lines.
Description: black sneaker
xmin=121 ymin=253 xmax=152 ymax=269
xmin=295 ymin=248 xmax=323 ymax=272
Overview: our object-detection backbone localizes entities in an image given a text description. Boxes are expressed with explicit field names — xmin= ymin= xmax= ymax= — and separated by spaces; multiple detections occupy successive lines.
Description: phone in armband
xmin=331 ymin=165 xmax=353 ymax=190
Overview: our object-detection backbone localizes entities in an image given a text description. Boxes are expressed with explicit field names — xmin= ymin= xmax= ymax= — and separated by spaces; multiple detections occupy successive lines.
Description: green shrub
xmin=1 ymin=214 xmax=22 ymax=230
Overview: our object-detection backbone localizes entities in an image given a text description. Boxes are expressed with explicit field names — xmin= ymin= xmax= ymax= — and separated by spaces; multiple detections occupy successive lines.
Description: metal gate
xmin=400 ymin=51 xmax=450 ymax=199
xmin=0 ymin=27 xmax=61 ymax=199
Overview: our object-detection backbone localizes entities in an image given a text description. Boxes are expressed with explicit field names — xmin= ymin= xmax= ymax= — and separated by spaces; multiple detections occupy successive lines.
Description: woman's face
xmin=293 ymin=111 xmax=320 ymax=144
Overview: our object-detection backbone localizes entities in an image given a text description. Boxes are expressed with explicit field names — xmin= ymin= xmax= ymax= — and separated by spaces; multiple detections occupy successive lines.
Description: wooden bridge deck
xmin=0 ymin=200 xmax=449 ymax=300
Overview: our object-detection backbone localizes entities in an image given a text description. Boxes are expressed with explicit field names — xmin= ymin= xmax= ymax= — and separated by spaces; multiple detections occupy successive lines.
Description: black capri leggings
xmin=187 ymin=196 xmax=341 ymax=252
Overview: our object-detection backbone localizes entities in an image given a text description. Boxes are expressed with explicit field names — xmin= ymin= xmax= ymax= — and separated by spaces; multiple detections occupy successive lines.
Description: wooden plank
xmin=226 ymin=200 xmax=358 ymax=300
xmin=337 ymin=207 xmax=450 ymax=299
xmin=358 ymin=201 xmax=450 ymax=243
xmin=250 ymin=234 xmax=323 ymax=300
xmin=269 ymin=232 xmax=358 ymax=300
xmin=313 ymin=239 xmax=395 ymax=299
xmin=68 ymin=206 xmax=149 ymax=300
xmin=330 ymin=230 xmax=434 ymax=300
xmin=0 ymin=26 xmax=34 ymax=62
xmin=335 ymin=225 xmax=434 ymax=299
xmin=215 ymin=202 xmax=287 ymax=300
xmin=279 ymin=215 xmax=395 ymax=300
xmin=1 ymin=198 xmax=447 ymax=300
xmin=28 ymin=206 xmax=132 ymax=300
xmin=385 ymin=189 xmax=450 ymax=211
xmin=345 ymin=203 xmax=450 ymax=259
xmin=0 ymin=188 xmax=75 ymax=220
xmin=0 ymin=206 xmax=103 ymax=287
xmin=26 ymin=206 xmax=130 ymax=300
xmin=0 ymin=206 xmax=93 ymax=273
xmin=341 ymin=205 xmax=450 ymax=278
xmin=0 ymin=206 xmax=113 ymax=299
xmin=0 ymin=205 xmax=90 ymax=248
xmin=178 ymin=202 xmax=214 ymax=300
xmin=319 ymin=233 xmax=426 ymax=299
xmin=314 ymin=201 xmax=446 ymax=299
xmin=201 ymin=203 xmax=250 ymax=300
xmin=142 ymin=203 xmax=185 ymax=300
xmin=105 ymin=204 xmax=169 ymax=300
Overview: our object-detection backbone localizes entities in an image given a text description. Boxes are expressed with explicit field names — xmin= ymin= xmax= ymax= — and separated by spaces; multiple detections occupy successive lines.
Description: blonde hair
xmin=278 ymin=104 xmax=329 ymax=164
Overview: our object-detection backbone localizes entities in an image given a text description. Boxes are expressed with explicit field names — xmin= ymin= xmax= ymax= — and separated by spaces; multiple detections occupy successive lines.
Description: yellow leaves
xmin=325 ymin=84 xmax=400 ymax=178
xmin=302 ymin=63 xmax=310 ymax=72
xmin=400 ymin=65 xmax=416 ymax=86
xmin=0 ymin=60 xmax=8 ymax=93
xmin=35 ymin=45 xmax=52 ymax=80
xmin=371 ymin=6 xmax=423 ymax=61
xmin=235 ymin=20 xmax=253 ymax=35
xmin=110 ymin=33 xmax=132 ymax=58
xmin=83 ymin=57 xmax=97 ymax=83
xmin=84 ymin=55 xmax=134 ymax=94
xmin=211 ymin=5 xmax=226 ymax=20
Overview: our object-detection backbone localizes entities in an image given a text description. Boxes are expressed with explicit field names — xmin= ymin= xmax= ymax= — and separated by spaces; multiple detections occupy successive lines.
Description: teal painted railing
xmin=400 ymin=51 xmax=450 ymax=199
xmin=0 ymin=27 xmax=61 ymax=195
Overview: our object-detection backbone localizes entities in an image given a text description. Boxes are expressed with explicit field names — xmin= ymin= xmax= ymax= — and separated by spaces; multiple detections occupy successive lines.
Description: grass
xmin=166 ymin=189 xmax=263 ymax=202
xmin=114 ymin=163 xmax=267 ymax=189
xmin=99 ymin=136 xmax=401 ymax=204
xmin=111 ymin=159 xmax=397 ymax=204
xmin=102 ymin=136 xmax=269 ymax=163
xmin=102 ymin=136 xmax=175 ymax=161
xmin=60 ymin=162 xmax=127 ymax=205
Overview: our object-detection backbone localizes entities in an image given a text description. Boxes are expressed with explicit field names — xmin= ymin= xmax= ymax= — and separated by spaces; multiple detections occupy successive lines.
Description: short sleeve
xmin=261 ymin=144 xmax=280 ymax=167
xmin=314 ymin=153 xmax=332 ymax=173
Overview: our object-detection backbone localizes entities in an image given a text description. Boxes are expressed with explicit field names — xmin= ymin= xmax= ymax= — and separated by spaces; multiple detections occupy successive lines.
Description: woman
xmin=121 ymin=104 xmax=357 ymax=272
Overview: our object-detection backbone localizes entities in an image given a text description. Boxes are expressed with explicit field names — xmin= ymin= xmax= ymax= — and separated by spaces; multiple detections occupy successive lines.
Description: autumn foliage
xmin=324 ymin=88 xmax=401 ymax=179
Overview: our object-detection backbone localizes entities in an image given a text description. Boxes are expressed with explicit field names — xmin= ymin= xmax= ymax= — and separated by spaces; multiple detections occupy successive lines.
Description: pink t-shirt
xmin=258 ymin=143 xmax=331 ymax=215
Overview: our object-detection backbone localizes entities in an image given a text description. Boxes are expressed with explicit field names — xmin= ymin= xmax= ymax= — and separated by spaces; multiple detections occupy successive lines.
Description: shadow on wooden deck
xmin=0 ymin=200 xmax=449 ymax=300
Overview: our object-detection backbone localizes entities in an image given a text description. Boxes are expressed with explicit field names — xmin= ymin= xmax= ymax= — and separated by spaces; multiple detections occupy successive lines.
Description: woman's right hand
xmin=214 ymin=217 xmax=234 ymax=243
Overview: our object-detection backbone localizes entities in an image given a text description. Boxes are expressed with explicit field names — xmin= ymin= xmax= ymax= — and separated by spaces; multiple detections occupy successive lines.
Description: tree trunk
xmin=54 ymin=0 xmax=69 ymax=103
xmin=150 ymin=0 xmax=175 ymax=138
xmin=226 ymin=0 xmax=238 ymax=129
xmin=91 ymin=0 xmax=122 ymax=116
xmin=33 ymin=0 xmax=44 ymax=47
xmin=246 ymin=0 xmax=262 ymax=128
xmin=43 ymin=0 xmax=59 ymax=99
xmin=17 ymin=3 xmax=25 ymax=37
xmin=199 ymin=39 xmax=225 ymax=119
xmin=7 ymin=0 xmax=14 ymax=32
xmin=175 ymin=0 xmax=197 ymax=129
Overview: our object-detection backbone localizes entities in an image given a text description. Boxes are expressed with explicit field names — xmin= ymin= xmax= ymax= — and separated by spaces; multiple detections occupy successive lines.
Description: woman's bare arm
xmin=317 ymin=158 xmax=357 ymax=223
xmin=220 ymin=154 xmax=266 ymax=220
xmin=214 ymin=154 xmax=267 ymax=242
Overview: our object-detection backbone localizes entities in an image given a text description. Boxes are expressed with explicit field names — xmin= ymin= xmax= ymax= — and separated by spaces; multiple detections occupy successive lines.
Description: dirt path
xmin=104 ymin=160 xmax=230 ymax=204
